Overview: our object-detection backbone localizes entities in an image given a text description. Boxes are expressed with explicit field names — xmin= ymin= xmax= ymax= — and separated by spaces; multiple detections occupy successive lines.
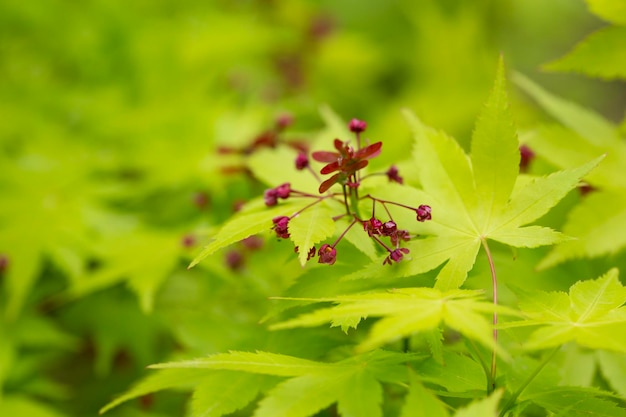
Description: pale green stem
xmin=481 ymin=237 xmax=498 ymax=392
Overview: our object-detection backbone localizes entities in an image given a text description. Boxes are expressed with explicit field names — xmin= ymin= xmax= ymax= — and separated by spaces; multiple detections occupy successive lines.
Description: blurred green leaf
xmin=544 ymin=26 xmax=626 ymax=80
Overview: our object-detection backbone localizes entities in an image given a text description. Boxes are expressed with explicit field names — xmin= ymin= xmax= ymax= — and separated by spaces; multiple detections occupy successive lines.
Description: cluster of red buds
xmin=264 ymin=118 xmax=432 ymax=266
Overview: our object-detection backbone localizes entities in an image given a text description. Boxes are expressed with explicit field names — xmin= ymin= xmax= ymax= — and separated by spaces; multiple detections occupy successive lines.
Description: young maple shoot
xmin=263 ymin=118 xmax=432 ymax=266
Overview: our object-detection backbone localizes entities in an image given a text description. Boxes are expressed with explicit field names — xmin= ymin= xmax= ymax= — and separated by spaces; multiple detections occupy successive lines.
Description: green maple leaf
xmin=523 ymin=387 xmax=626 ymax=417
xmin=189 ymin=198 xmax=320 ymax=268
xmin=400 ymin=372 xmax=503 ymax=417
xmin=597 ymin=350 xmax=626 ymax=398
xmin=544 ymin=26 xmax=626 ymax=81
xmin=585 ymin=0 xmax=626 ymax=25
xmin=543 ymin=0 xmax=626 ymax=80
xmin=346 ymin=58 xmax=602 ymax=289
xmin=103 ymin=350 xmax=418 ymax=417
xmin=501 ymin=268 xmax=626 ymax=352
xmin=0 ymin=146 xmax=107 ymax=320
xmin=514 ymin=73 xmax=626 ymax=268
xmin=270 ymin=288 xmax=517 ymax=354
xmin=288 ymin=202 xmax=337 ymax=266
xmin=62 ymin=225 xmax=189 ymax=313
xmin=400 ymin=372 xmax=450 ymax=417
xmin=454 ymin=390 xmax=502 ymax=417
xmin=100 ymin=368 xmax=273 ymax=417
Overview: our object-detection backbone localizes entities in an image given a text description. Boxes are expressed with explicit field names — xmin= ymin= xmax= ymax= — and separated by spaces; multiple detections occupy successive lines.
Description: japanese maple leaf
xmin=103 ymin=350 xmax=418 ymax=417
xmin=513 ymin=73 xmax=626 ymax=269
xmin=346 ymin=58 xmax=603 ymax=289
xmin=501 ymin=268 xmax=626 ymax=352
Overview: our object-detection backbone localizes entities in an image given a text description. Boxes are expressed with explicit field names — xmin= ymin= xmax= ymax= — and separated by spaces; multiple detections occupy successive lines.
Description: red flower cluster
xmin=258 ymin=117 xmax=431 ymax=267
xmin=312 ymin=139 xmax=382 ymax=193
xmin=264 ymin=183 xmax=291 ymax=206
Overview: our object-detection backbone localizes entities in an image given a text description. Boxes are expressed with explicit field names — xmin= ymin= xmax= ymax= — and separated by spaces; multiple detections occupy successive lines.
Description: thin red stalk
xmin=331 ymin=217 xmax=358 ymax=248
xmin=290 ymin=196 xmax=326 ymax=218
xmin=290 ymin=189 xmax=324 ymax=198
xmin=481 ymin=238 xmax=498 ymax=392
xmin=371 ymin=235 xmax=393 ymax=253
xmin=364 ymin=196 xmax=417 ymax=212
xmin=306 ymin=165 xmax=322 ymax=183
xmin=380 ymin=201 xmax=393 ymax=221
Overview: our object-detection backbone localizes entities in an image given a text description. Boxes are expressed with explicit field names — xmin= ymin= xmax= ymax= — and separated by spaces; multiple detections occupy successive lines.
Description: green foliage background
xmin=1 ymin=0 xmax=625 ymax=416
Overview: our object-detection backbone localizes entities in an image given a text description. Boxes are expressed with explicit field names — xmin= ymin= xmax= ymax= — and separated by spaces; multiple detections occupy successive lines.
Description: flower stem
xmin=291 ymin=196 xmax=326 ymax=218
xmin=341 ymin=185 xmax=350 ymax=216
xmin=481 ymin=237 xmax=498 ymax=392
xmin=331 ymin=217 xmax=358 ymax=248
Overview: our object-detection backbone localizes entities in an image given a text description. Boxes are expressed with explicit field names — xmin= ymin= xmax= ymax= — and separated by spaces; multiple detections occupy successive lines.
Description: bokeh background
xmin=1 ymin=0 xmax=624 ymax=416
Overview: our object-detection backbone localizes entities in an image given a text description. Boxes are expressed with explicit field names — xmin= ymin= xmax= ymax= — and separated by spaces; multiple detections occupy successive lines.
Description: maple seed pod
xmin=416 ymin=205 xmax=432 ymax=222
xmin=348 ymin=118 xmax=367 ymax=133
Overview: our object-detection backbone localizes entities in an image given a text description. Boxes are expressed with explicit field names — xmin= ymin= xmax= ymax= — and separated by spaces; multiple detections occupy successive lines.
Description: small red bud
xmin=276 ymin=113 xmax=294 ymax=130
xmin=225 ymin=250 xmax=245 ymax=270
xmin=272 ymin=216 xmax=291 ymax=239
xmin=181 ymin=235 xmax=196 ymax=248
xmin=0 ymin=254 xmax=8 ymax=274
xmin=318 ymin=244 xmax=337 ymax=265
xmin=348 ymin=118 xmax=367 ymax=133
xmin=193 ymin=192 xmax=210 ymax=209
xmin=295 ymin=153 xmax=309 ymax=170
xmin=416 ymin=205 xmax=432 ymax=222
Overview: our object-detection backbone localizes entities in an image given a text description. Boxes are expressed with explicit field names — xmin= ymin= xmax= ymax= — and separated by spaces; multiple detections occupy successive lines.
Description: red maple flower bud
xmin=383 ymin=248 xmax=410 ymax=265
xmin=295 ymin=153 xmax=309 ymax=170
xmin=264 ymin=189 xmax=278 ymax=206
xmin=318 ymin=244 xmax=337 ymax=265
xmin=416 ymin=205 xmax=432 ymax=222
xmin=386 ymin=165 xmax=403 ymax=184
xmin=381 ymin=221 xmax=397 ymax=236
xmin=272 ymin=216 xmax=291 ymax=239
xmin=264 ymin=183 xmax=291 ymax=206
xmin=276 ymin=113 xmax=294 ymax=130
xmin=364 ymin=217 xmax=383 ymax=236
xmin=181 ymin=234 xmax=196 ymax=248
xmin=241 ymin=235 xmax=264 ymax=250
xmin=390 ymin=229 xmax=411 ymax=246
xmin=0 ymin=254 xmax=8 ymax=274
xmin=225 ymin=250 xmax=245 ymax=270
xmin=193 ymin=192 xmax=210 ymax=209
xmin=275 ymin=183 xmax=291 ymax=199
xmin=519 ymin=145 xmax=535 ymax=172
xmin=348 ymin=118 xmax=367 ymax=133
